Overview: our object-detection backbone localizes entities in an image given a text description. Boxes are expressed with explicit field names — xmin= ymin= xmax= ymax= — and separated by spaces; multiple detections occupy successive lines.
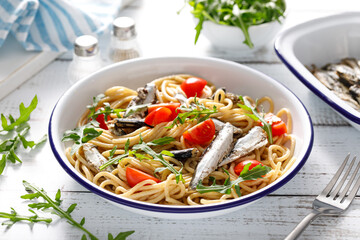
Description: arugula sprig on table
xmin=100 ymin=136 xmax=184 ymax=183
xmin=0 ymin=181 xmax=134 ymax=240
xmin=167 ymin=97 xmax=217 ymax=129
xmin=187 ymin=0 xmax=286 ymax=48
xmin=0 ymin=208 xmax=52 ymax=227
xmin=0 ymin=96 xmax=46 ymax=175
xmin=237 ymin=96 xmax=273 ymax=144
xmin=196 ymin=163 xmax=271 ymax=196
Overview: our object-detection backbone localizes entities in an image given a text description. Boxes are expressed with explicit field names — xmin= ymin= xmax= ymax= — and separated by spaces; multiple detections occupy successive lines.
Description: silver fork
xmin=285 ymin=153 xmax=360 ymax=240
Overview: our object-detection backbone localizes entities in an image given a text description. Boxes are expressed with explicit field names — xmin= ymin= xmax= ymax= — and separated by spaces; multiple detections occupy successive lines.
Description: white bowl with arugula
xmin=189 ymin=0 xmax=286 ymax=50
xmin=49 ymin=56 xmax=313 ymax=219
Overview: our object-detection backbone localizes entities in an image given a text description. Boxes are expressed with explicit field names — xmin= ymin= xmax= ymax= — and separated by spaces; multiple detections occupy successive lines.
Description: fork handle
xmin=284 ymin=210 xmax=321 ymax=240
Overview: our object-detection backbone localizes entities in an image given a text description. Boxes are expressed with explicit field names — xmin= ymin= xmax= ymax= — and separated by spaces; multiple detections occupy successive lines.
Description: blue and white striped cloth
xmin=0 ymin=0 xmax=126 ymax=52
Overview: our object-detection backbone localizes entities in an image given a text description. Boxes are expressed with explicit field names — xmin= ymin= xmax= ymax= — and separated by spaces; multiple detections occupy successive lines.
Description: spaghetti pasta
xmin=64 ymin=74 xmax=296 ymax=205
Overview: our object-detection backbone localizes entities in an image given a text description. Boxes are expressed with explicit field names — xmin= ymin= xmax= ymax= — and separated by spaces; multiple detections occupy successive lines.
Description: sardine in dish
xmin=62 ymin=74 xmax=296 ymax=205
xmin=310 ymin=58 xmax=360 ymax=112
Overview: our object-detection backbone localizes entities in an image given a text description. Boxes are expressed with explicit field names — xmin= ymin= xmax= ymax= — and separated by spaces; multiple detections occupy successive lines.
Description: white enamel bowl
xmin=275 ymin=12 xmax=360 ymax=131
xmin=49 ymin=56 xmax=313 ymax=219
xmin=200 ymin=19 xmax=284 ymax=50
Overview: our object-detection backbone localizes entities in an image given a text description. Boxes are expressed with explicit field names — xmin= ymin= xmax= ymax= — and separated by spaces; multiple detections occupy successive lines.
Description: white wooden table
xmin=1 ymin=0 xmax=360 ymax=239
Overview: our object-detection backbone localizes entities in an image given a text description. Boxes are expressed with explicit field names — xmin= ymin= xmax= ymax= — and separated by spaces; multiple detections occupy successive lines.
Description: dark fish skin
xmin=189 ymin=123 xmax=234 ymax=190
xmin=83 ymin=143 xmax=114 ymax=172
xmin=169 ymin=148 xmax=199 ymax=160
xmin=218 ymin=126 xmax=268 ymax=167
xmin=325 ymin=63 xmax=358 ymax=86
xmin=312 ymin=67 xmax=360 ymax=110
xmin=349 ymin=85 xmax=360 ymax=104
xmin=342 ymin=58 xmax=360 ymax=80
xmin=111 ymin=118 xmax=150 ymax=136
xmin=126 ymin=83 xmax=157 ymax=118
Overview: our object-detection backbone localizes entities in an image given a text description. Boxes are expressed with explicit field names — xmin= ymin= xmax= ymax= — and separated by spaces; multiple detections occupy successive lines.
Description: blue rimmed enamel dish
xmin=49 ymin=56 xmax=313 ymax=219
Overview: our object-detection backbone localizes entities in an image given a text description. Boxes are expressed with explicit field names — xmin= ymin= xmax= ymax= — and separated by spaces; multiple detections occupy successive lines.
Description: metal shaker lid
xmin=74 ymin=35 xmax=99 ymax=57
xmin=113 ymin=17 xmax=137 ymax=40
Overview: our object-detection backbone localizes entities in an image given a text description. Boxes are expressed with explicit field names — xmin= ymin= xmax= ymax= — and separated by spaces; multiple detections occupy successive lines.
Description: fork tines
xmin=320 ymin=153 xmax=360 ymax=206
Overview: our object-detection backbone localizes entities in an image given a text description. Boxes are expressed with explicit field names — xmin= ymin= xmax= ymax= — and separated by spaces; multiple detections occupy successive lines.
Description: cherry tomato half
xmin=180 ymin=77 xmax=207 ymax=98
xmin=234 ymin=160 xmax=263 ymax=175
xmin=148 ymin=103 xmax=180 ymax=120
xmin=183 ymin=119 xmax=215 ymax=145
xmin=263 ymin=113 xmax=287 ymax=136
xmin=94 ymin=107 xmax=111 ymax=130
xmin=144 ymin=107 xmax=172 ymax=126
xmin=126 ymin=167 xmax=161 ymax=187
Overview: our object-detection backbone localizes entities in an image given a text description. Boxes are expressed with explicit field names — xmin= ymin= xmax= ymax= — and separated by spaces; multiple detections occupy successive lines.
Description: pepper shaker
xmin=67 ymin=35 xmax=103 ymax=85
xmin=109 ymin=17 xmax=141 ymax=62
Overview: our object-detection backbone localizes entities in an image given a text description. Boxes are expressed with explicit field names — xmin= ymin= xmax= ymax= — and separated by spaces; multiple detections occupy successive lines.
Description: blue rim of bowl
xmin=48 ymin=64 xmax=314 ymax=214
xmin=274 ymin=15 xmax=360 ymax=125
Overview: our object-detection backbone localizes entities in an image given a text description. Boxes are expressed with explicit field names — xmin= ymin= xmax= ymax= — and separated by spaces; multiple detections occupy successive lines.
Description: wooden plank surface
xmin=1 ymin=0 xmax=360 ymax=239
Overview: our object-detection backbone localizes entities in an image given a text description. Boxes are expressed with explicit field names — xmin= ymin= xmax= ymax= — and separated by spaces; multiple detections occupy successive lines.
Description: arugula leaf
xmin=237 ymin=96 xmax=273 ymax=144
xmin=108 ymin=231 xmax=136 ymax=240
xmin=0 ymin=208 xmax=52 ymax=227
xmin=99 ymin=136 xmax=182 ymax=182
xmin=167 ymin=98 xmax=217 ymax=128
xmin=20 ymin=181 xmax=134 ymax=240
xmin=62 ymin=124 xmax=103 ymax=155
xmin=87 ymin=94 xmax=105 ymax=119
xmin=187 ymin=0 xmax=286 ymax=48
xmin=0 ymin=122 xmax=46 ymax=175
xmin=196 ymin=163 xmax=271 ymax=196
xmin=1 ymin=96 xmax=38 ymax=132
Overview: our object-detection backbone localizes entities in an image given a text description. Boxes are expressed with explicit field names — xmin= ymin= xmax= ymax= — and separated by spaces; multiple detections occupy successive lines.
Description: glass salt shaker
xmin=67 ymin=35 xmax=103 ymax=85
xmin=109 ymin=17 xmax=141 ymax=62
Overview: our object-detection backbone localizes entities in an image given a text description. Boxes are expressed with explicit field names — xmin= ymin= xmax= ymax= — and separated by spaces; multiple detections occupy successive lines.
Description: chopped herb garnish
xmin=62 ymin=123 xmax=103 ymax=155
xmin=237 ymin=96 xmax=273 ymax=144
xmin=100 ymin=136 xmax=183 ymax=183
xmin=196 ymin=163 xmax=271 ymax=196
xmin=167 ymin=97 xmax=217 ymax=128
xmin=87 ymin=94 xmax=105 ymax=119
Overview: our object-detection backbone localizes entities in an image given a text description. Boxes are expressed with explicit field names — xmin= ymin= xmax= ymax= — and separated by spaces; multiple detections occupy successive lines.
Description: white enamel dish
xmin=49 ymin=56 xmax=313 ymax=219
xmin=275 ymin=12 xmax=360 ymax=130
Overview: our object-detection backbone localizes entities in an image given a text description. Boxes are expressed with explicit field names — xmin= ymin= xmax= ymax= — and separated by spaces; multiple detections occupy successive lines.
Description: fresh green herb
xmin=90 ymin=102 xmax=125 ymax=120
xmin=167 ymin=97 xmax=217 ymax=128
xmin=196 ymin=163 xmax=271 ymax=196
xmin=21 ymin=181 xmax=134 ymax=240
xmin=0 ymin=96 xmax=46 ymax=175
xmin=133 ymin=137 xmax=185 ymax=183
xmin=100 ymin=136 xmax=183 ymax=183
xmin=1 ymin=95 xmax=38 ymax=132
xmin=187 ymin=0 xmax=286 ymax=48
xmin=0 ymin=208 xmax=52 ymax=227
xmin=237 ymin=96 xmax=273 ymax=144
xmin=62 ymin=123 xmax=103 ymax=155
xmin=87 ymin=94 xmax=105 ymax=119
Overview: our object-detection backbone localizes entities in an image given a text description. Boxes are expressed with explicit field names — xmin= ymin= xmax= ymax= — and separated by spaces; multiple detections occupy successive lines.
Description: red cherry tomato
xmin=180 ymin=77 xmax=207 ymax=98
xmin=234 ymin=160 xmax=263 ymax=175
xmin=126 ymin=167 xmax=161 ymax=187
xmin=94 ymin=107 xmax=111 ymax=130
xmin=183 ymin=119 xmax=215 ymax=145
xmin=144 ymin=107 xmax=172 ymax=126
xmin=263 ymin=113 xmax=287 ymax=136
xmin=148 ymin=103 xmax=180 ymax=120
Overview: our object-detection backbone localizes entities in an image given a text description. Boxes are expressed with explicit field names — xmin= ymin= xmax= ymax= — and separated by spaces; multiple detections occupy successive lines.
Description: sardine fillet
xmin=189 ymin=123 xmax=234 ymax=190
xmin=83 ymin=143 xmax=114 ymax=172
xmin=218 ymin=126 xmax=268 ymax=167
